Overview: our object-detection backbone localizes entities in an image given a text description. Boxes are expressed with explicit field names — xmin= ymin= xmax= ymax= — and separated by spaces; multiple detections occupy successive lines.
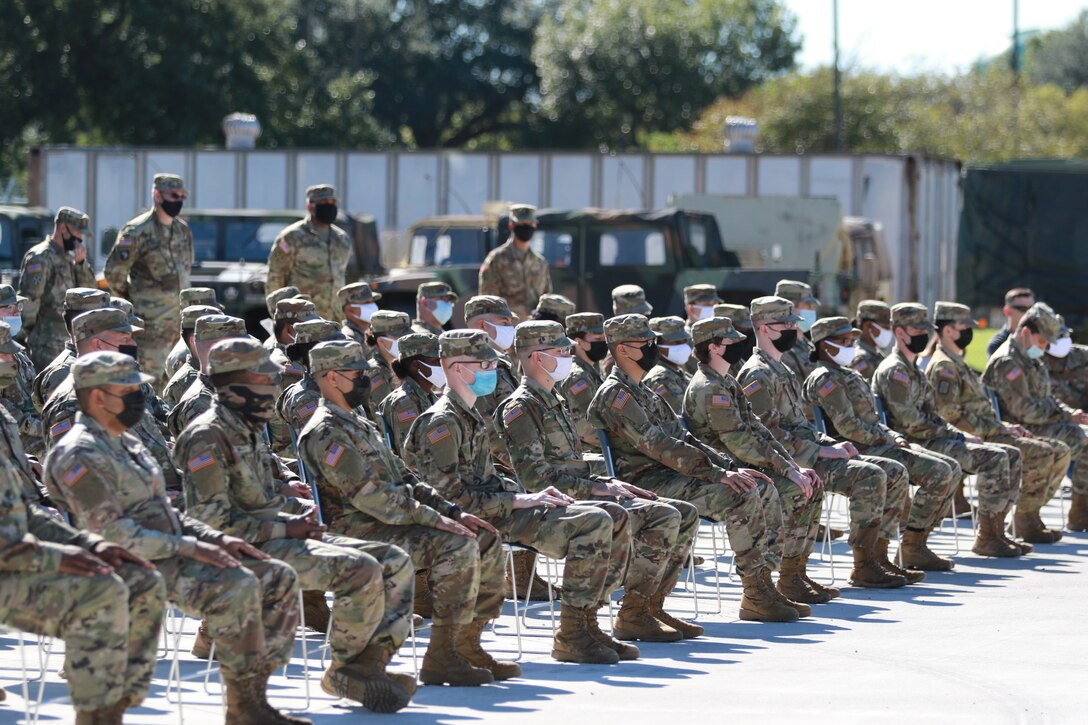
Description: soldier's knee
xmin=258 ymin=559 xmax=300 ymax=601
xmin=120 ymin=563 xmax=167 ymax=601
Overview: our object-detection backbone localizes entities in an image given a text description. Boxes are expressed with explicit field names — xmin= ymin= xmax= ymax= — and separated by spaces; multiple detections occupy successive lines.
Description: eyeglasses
xmin=1010 ymin=304 xmax=1033 ymax=313
xmin=455 ymin=359 xmax=497 ymax=370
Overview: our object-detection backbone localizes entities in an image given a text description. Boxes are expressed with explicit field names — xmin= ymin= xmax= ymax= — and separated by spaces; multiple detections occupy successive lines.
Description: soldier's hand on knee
xmin=281 ymin=479 xmax=312 ymax=500
xmin=514 ymin=490 xmax=571 ymax=510
xmin=92 ymin=541 xmax=156 ymax=570
xmin=618 ymin=481 xmax=657 ymax=500
xmin=457 ymin=512 xmax=499 ymax=537
xmin=285 ymin=517 xmax=326 ymax=540
xmin=591 ymin=478 xmax=635 ymax=500
xmin=190 ymin=541 xmax=241 ymax=569
xmin=543 ymin=486 xmax=576 ymax=504
xmin=219 ymin=535 xmax=270 ymax=561
xmin=435 ymin=515 xmax=476 ymax=538
xmin=59 ymin=545 xmax=113 ymax=577
xmin=721 ymin=469 xmax=765 ymax=493
xmin=805 ymin=469 xmax=824 ymax=492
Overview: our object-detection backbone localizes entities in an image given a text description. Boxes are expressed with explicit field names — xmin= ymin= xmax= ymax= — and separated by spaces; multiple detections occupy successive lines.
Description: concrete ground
xmin=1 ymin=490 xmax=1084 ymax=724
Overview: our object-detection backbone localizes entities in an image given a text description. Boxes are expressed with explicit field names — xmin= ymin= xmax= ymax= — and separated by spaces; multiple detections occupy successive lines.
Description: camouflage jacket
xmin=1 ymin=351 xmax=42 ymax=457
xmin=851 ymin=339 xmax=885 ymax=382
xmin=411 ymin=319 xmax=443 ymax=336
xmin=801 ymin=361 xmax=904 ymax=448
xmin=641 ymin=360 xmax=691 ymax=415
xmin=1044 ymin=344 xmax=1088 ymax=410
xmin=266 ymin=218 xmax=351 ymax=321
xmin=478 ymin=240 xmax=552 ymax=320
xmin=18 ymin=239 xmax=95 ymax=346
xmin=168 ymin=374 xmax=214 ymax=438
xmin=376 ymin=376 xmax=435 ymax=457
xmin=164 ymin=338 xmax=192 ymax=379
xmin=872 ymin=348 xmax=961 ymax=441
xmin=162 ymin=360 xmax=198 ymax=408
xmin=278 ymin=374 xmax=322 ymax=434
xmin=982 ymin=337 xmax=1077 ymax=427
xmin=364 ymin=349 xmax=398 ymax=409
xmin=781 ymin=335 xmax=817 ymax=380
xmin=32 ymin=345 xmax=75 ymax=412
xmin=0 ymin=405 xmax=49 ymax=505
xmin=341 ymin=320 xmax=370 ymax=351
xmin=927 ymin=343 xmax=1003 ymax=438
xmin=104 ymin=210 xmax=194 ymax=321
xmin=556 ymin=355 xmax=603 ymax=452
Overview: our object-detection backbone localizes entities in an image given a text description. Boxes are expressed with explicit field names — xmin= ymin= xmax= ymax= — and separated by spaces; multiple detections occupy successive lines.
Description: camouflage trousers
xmin=815 ymin=455 xmax=904 ymax=549
xmin=860 ymin=443 xmax=958 ymax=532
xmin=986 ymin=432 xmax=1071 ymax=512
xmin=1027 ymin=422 xmax=1088 ymax=496
xmin=0 ymin=562 xmax=164 ymax=711
xmin=920 ymin=437 xmax=1020 ymax=517
xmin=636 ymin=466 xmax=777 ymax=577
xmin=261 ymin=534 xmax=413 ymax=661
xmin=27 ymin=327 xmax=65 ymax=373
xmin=136 ymin=306 xmax=179 ymax=387
xmin=337 ymin=520 xmax=481 ymax=627
xmin=157 ymin=554 xmax=298 ymax=679
xmin=475 ymin=503 xmax=621 ymax=616
xmin=594 ymin=494 xmax=698 ymax=598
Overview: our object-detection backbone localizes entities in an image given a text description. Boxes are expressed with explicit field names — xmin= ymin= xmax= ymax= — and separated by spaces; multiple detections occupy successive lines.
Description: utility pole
xmin=1011 ymin=0 xmax=1021 ymax=156
xmin=833 ymin=0 xmax=844 ymax=152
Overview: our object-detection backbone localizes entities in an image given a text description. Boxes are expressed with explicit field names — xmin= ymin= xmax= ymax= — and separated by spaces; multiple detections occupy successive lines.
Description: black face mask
xmin=285 ymin=342 xmax=315 ymax=366
xmin=60 ymin=229 xmax=79 ymax=252
xmin=512 ymin=224 xmax=535 ymax=242
xmin=105 ymin=389 xmax=146 ymax=428
xmin=633 ymin=342 xmax=659 ymax=372
xmin=734 ymin=335 xmax=756 ymax=361
xmin=160 ymin=199 xmax=184 ymax=218
xmin=314 ymin=204 xmax=338 ymax=225
xmin=585 ymin=340 xmax=609 ymax=363
xmin=956 ymin=328 xmax=974 ymax=350
xmin=218 ymin=382 xmax=278 ymax=425
xmin=118 ymin=344 xmax=138 ymax=361
xmin=343 ymin=374 xmax=371 ymax=409
xmin=906 ymin=332 xmax=930 ymax=354
xmin=721 ymin=341 xmax=747 ymax=366
xmin=771 ymin=328 xmax=798 ymax=353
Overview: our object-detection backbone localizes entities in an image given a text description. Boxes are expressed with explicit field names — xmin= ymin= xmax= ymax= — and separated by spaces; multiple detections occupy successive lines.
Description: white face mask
xmin=692 ymin=305 xmax=714 ymax=322
xmin=2 ymin=316 xmax=21 ymax=338
xmin=419 ymin=362 xmax=446 ymax=388
xmin=432 ymin=299 xmax=454 ymax=325
xmin=381 ymin=336 xmax=400 ymax=359
xmin=486 ymin=322 xmax=515 ymax=351
xmin=663 ymin=343 xmax=693 ymax=365
xmin=872 ymin=324 xmax=894 ymax=350
xmin=826 ymin=340 xmax=857 ymax=367
xmin=351 ymin=303 xmax=379 ymax=323
xmin=539 ymin=351 xmax=574 ymax=382
xmin=1048 ymin=337 xmax=1073 ymax=359
xmin=798 ymin=309 xmax=817 ymax=333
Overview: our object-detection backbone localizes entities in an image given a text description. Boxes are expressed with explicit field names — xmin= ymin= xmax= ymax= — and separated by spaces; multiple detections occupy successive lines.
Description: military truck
xmin=0 ymin=205 xmax=55 ymax=286
xmin=371 ymin=207 xmax=806 ymax=323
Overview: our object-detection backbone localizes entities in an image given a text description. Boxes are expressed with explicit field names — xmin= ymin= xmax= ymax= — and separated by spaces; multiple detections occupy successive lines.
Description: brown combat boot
xmin=762 ymin=569 xmax=810 ymax=617
xmin=584 ymin=605 xmax=639 ymax=660
xmin=875 ymin=538 xmax=925 ymax=584
xmin=972 ymin=513 xmax=1021 ymax=558
xmin=505 ymin=550 xmax=561 ymax=601
xmin=74 ymin=702 xmax=123 ymax=725
xmin=817 ymin=524 xmax=845 ymax=541
xmin=1068 ymin=493 xmax=1088 ymax=532
xmin=801 ymin=542 xmax=841 ymax=600
xmin=648 ymin=590 xmax=703 ymax=638
xmin=999 ymin=507 xmax=1033 ymax=554
xmin=256 ymin=665 xmax=313 ymax=724
xmin=776 ymin=555 xmax=831 ymax=604
xmin=850 ymin=546 xmax=908 ymax=588
xmin=613 ymin=592 xmax=683 ymax=642
xmin=552 ymin=605 xmax=620 ymax=664
xmin=413 ymin=571 xmax=434 ymax=618
xmin=302 ymin=590 xmax=331 ymax=633
xmin=1012 ymin=510 xmax=1063 ymax=544
xmin=225 ymin=673 xmax=312 ymax=725
xmin=899 ymin=529 xmax=954 ymax=571
xmin=351 ymin=643 xmax=417 ymax=697
xmin=739 ymin=571 xmax=799 ymax=622
xmin=455 ymin=617 xmax=522 ymax=680
xmin=190 ymin=620 xmax=215 ymax=660
xmin=321 ymin=662 xmax=411 ymax=712
xmin=419 ymin=623 xmax=494 ymax=687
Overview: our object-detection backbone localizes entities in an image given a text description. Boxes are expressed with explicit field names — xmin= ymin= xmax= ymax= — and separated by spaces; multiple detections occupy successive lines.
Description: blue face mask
xmin=1026 ymin=343 xmax=1045 ymax=360
xmin=2 ymin=316 xmax=21 ymax=338
xmin=467 ymin=368 xmax=498 ymax=396
xmin=799 ymin=309 xmax=817 ymax=333
xmin=432 ymin=300 xmax=454 ymax=325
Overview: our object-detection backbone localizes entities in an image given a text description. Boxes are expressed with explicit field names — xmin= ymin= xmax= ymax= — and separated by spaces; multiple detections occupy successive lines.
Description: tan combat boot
xmin=613 ymin=592 xmax=683 ymax=642
xmin=849 ymin=546 xmax=908 ymax=588
xmin=552 ymin=605 xmax=620 ymax=664
xmin=801 ymin=543 xmax=841 ymax=600
xmin=776 ymin=555 xmax=831 ymax=604
xmin=647 ymin=590 xmax=703 ymax=638
xmin=739 ymin=571 xmax=799 ymax=622
xmin=505 ymin=550 xmax=561 ymax=601
xmin=1012 ymin=510 xmax=1062 ymax=544
xmin=455 ymin=617 xmax=522 ymax=680
xmin=584 ymin=605 xmax=639 ymax=660
xmin=256 ymin=665 xmax=313 ymax=724
xmin=972 ymin=513 xmax=1021 ymax=558
xmin=351 ymin=643 xmax=417 ymax=697
xmin=899 ymin=529 xmax=954 ymax=571
xmin=999 ymin=507 xmax=1033 ymax=554
xmin=875 ymin=537 xmax=925 ymax=584
xmin=321 ymin=662 xmax=411 ymax=713
xmin=74 ymin=701 xmax=124 ymax=725
xmin=302 ymin=590 xmax=331 ymax=633
xmin=418 ymin=623 xmax=494 ymax=687
xmin=1069 ymin=493 xmax=1088 ymax=532
xmin=190 ymin=620 xmax=215 ymax=660
xmin=413 ymin=570 xmax=434 ymax=619
xmin=224 ymin=673 xmax=312 ymax=725
xmin=762 ymin=569 xmax=811 ymax=617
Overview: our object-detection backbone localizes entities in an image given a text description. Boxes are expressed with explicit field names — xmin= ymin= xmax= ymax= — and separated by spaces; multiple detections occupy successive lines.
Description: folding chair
xmin=0 ymin=626 xmax=51 ymax=725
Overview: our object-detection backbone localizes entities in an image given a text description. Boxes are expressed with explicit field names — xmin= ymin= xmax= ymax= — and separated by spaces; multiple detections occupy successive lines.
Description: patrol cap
xmin=604 ymin=314 xmax=654 ymax=345
xmin=417 ymin=281 xmax=458 ymax=301
xmin=649 ymin=316 xmax=692 ymax=344
xmin=180 ymin=287 xmax=218 ymax=308
xmin=266 ymin=286 xmax=302 ymax=317
xmin=398 ymin=332 xmax=439 ymax=359
xmin=509 ymin=203 xmax=537 ymax=224
xmin=306 ymin=184 xmax=336 ymax=203
xmin=691 ymin=316 xmax=746 ymax=345
xmin=811 ymin=316 xmax=861 ymax=344
xmin=534 ymin=294 xmax=576 ymax=320
xmin=64 ymin=288 xmax=109 ymax=312
xmin=194 ymin=315 xmax=247 ymax=342
xmin=337 ymin=282 xmax=381 ymax=306
xmin=1019 ymin=302 xmax=1062 ymax=343
xmin=309 ymin=340 xmax=370 ymax=375
xmin=933 ymin=301 xmax=979 ymax=328
xmin=566 ymin=312 xmax=605 ymax=337
xmin=465 ymin=295 xmax=513 ymax=321
xmin=72 ymin=351 xmax=154 ymax=390
xmin=207 ymin=337 xmax=283 ymax=376
xmin=153 ymin=173 xmax=185 ymax=192
xmin=775 ymin=279 xmax=819 ymax=306
xmin=181 ymin=305 xmax=222 ymax=331
xmin=370 ymin=310 xmax=411 ymax=338
xmin=612 ymin=285 xmax=652 ymax=316
xmin=514 ymin=321 xmax=573 ymax=352
xmin=55 ymin=207 xmax=91 ymax=234
xmin=0 ymin=284 xmax=25 ymax=308
xmin=750 ymin=296 xmax=803 ymax=325
xmin=72 ymin=308 xmax=136 ymax=342
xmin=439 ymin=329 xmax=498 ymax=361
xmin=274 ymin=298 xmax=318 ymax=322
xmin=0 ymin=321 xmax=24 ymax=353
xmin=292 ymin=319 xmax=344 ymax=345
xmin=713 ymin=303 xmax=752 ymax=329
xmin=891 ymin=303 xmax=932 ymax=329
xmin=110 ymin=297 xmax=144 ymax=332
xmin=684 ymin=284 xmax=721 ymax=306
xmin=856 ymin=299 xmax=892 ymax=324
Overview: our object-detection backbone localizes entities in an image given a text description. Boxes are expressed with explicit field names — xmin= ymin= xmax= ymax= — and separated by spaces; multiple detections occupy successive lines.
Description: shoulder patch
xmin=710 ymin=394 xmax=732 ymax=408
xmin=49 ymin=419 xmax=72 ymax=438
xmin=27 ymin=263 xmax=42 ymax=273
xmin=938 ymin=367 xmax=956 ymax=379
xmin=285 ymin=364 xmax=303 ymax=376
xmin=187 ymin=452 xmax=216 ymax=472
xmin=570 ymin=379 xmax=589 ymax=396
xmin=611 ymin=389 xmax=631 ymax=410
xmin=63 ymin=462 xmax=89 ymax=486
xmin=818 ymin=381 xmax=837 ymax=398
xmin=654 ymin=384 xmax=668 ymax=396
xmin=397 ymin=407 xmax=419 ymax=423
xmin=324 ymin=443 xmax=345 ymax=467
xmin=503 ymin=404 xmax=525 ymax=424
xmin=1006 ymin=367 xmax=1023 ymax=382
xmin=892 ymin=370 xmax=911 ymax=385
xmin=296 ymin=401 xmax=318 ymax=419
xmin=277 ymin=239 xmax=290 ymax=253
xmin=742 ymin=379 xmax=763 ymax=397
xmin=117 ymin=237 xmax=132 ymax=247
xmin=427 ymin=424 xmax=452 ymax=444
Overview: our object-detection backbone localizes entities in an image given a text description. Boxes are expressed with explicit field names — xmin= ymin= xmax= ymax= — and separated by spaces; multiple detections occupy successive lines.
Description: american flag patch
xmin=892 ymin=370 xmax=911 ymax=385
xmin=64 ymin=463 xmax=88 ymax=486
xmin=397 ymin=407 xmax=418 ymax=423
xmin=296 ymin=401 xmax=317 ymax=419
xmin=285 ymin=364 xmax=303 ymax=376
xmin=371 ymin=377 xmax=387 ymax=391
xmin=1006 ymin=367 xmax=1022 ymax=382
xmin=818 ymin=381 xmax=837 ymax=397
xmin=324 ymin=443 xmax=345 ymax=467
xmin=503 ymin=405 xmax=524 ymax=424
xmin=277 ymin=239 xmax=290 ymax=252
xmin=570 ymin=379 xmax=589 ymax=395
xmin=938 ymin=367 xmax=956 ymax=379
xmin=654 ymin=384 xmax=668 ymax=396
xmin=742 ymin=379 xmax=762 ymax=397
xmin=117 ymin=237 xmax=132 ymax=247
xmin=427 ymin=424 xmax=451 ymax=444
xmin=711 ymin=395 xmax=732 ymax=408
xmin=27 ymin=263 xmax=42 ymax=273
xmin=187 ymin=452 xmax=216 ymax=472
xmin=611 ymin=389 xmax=630 ymax=410
xmin=855 ymin=360 xmax=868 ymax=371
xmin=50 ymin=419 xmax=72 ymax=438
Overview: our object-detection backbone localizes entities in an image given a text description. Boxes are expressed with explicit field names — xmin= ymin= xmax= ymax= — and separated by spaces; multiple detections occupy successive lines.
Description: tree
xmin=1026 ymin=10 xmax=1088 ymax=92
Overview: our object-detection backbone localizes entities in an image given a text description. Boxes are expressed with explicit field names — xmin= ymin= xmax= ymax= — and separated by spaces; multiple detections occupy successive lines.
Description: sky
xmin=782 ymin=0 xmax=1087 ymax=74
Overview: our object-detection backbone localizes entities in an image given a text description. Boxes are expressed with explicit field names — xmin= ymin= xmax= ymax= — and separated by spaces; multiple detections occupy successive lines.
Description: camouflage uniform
xmin=0 ymin=300 xmax=43 ymax=458
xmin=162 ymin=304 xmax=222 ymax=407
xmin=1046 ymin=342 xmax=1088 ymax=410
xmin=338 ymin=282 xmax=381 ymax=354
xmin=712 ymin=303 xmax=756 ymax=367
xmin=365 ymin=311 xmax=410 ymax=412
xmin=275 ymin=319 xmax=347 ymax=435
xmin=478 ymin=204 xmax=552 ymax=320
xmin=874 ymin=304 xmax=1019 ymax=517
xmin=556 ymin=313 xmax=607 ymax=452
xmin=376 ymin=333 xmax=440 ymax=457
xmin=266 ymin=185 xmax=352 ymax=321
xmin=18 ymin=208 xmax=97 ymax=370
xmin=164 ymin=288 xmax=220 ymax=379
xmin=31 ymin=288 xmax=112 ymax=411
xmin=531 ymin=293 xmax=576 ymax=324
xmin=642 ymin=316 xmax=692 ymax=415
xmin=601 ymin=286 xmax=654 ymax=375
xmin=44 ymin=353 xmax=299 ymax=682
xmin=174 ymin=339 xmax=412 ymax=662
xmin=404 ymin=330 xmax=618 ymax=615
xmin=851 ymin=300 xmax=893 ymax=383
xmin=775 ymin=280 xmax=819 ymax=381
xmin=412 ymin=282 xmax=457 ymax=336
xmin=166 ymin=315 xmax=248 ymax=438
xmin=104 ymin=176 xmax=194 ymax=383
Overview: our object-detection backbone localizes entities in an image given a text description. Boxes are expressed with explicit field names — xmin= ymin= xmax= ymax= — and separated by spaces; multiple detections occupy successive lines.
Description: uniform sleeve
xmin=265 ymin=232 xmax=294 ymax=298
xmin=875 ymin=364 xmax=954 ymax=441
xmin=926 ymin=361 xmax=976 ymax=432
xmin=739 ymin=369 xmax=822 ymax=466
xmin=16 ymin=250 xmax=48 ymax=331
xmin=985 ymin=355 xmax=1069 ymax=426
xmin=477 ymin=250 xmax=499 ymax=298
xmin=804 ymin=370 xmax=890 ymax=447
xmin=0 ymin=465 xmax=69 ymax=572
xmin=103 ymin=228 xmax=139 ymax=297
xmin=377 ymin=390 xmax=420 ymax=457
xmin=686 ymin=382 xmax=794 ymax=476
xmin=501 ymin=399 xmax=596 ymax=498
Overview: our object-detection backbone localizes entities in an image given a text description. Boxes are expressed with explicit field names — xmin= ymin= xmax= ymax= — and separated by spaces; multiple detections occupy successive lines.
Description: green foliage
xmin=1026 ymin=10 xmax=1088 ymax=92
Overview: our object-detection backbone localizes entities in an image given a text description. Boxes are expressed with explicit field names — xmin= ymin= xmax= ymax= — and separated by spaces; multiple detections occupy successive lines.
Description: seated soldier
xmin=338 ymin=281 xmax=382 ymax=350
xmin=642 ymin=316 xmax=693 ymax=414
xmin=32 ymin=287 xmax=111 ymax=410
xmin=163 ymin=287 xmax=220 ymax=379
xmin=377 ymin=332 xmax=444 ymax=457
xmin=162 ymin=304 xmax=221 ymax=407
xmin=556 ymin=312 xmax=610 ymax=453
xmin=0 ymin=285 xmax=45 ymax=458
xmin=530 ymin=293 xmax=576 ymax=324
xmin=774 ymin=280 xmax=819 ymax=380
xmin=277 ymin=319 xmax=346 ymax=434
xmin=1044 ymin=316 xmax=1088 ymax=410
xmin=852 ymin=300 xmax=894 ymax=383
xmin=412 ymin=282 xmax=457 ymax=336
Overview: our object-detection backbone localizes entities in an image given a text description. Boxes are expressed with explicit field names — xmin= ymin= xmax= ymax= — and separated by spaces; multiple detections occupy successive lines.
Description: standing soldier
xmin=557 ymin=312 xmax=609 ymax=452
xmin=339 ymin=282 xmax=382 ymax=349
xmin=0 ymin=288 xmax=43 ymax=457
xmin=18 ymin=207 xmax=97 ymax=370
xmin=164 ymin=287 xmax=220 ymax=379
xmin=104 ymin=174 xmax=194 ymax=385
xmin=852 ymin=300 xmax=894 ymax=383
xmin=266 ymin=184 xmax=352 ymax=321
xmin=478 ymin=203 xmax=552 ymax=320
xmin=642 ymin=316 xmax=693 ymax=414
xmin=411 ymin=282 xmax=457 ymax=335
xmin=377 ymin=332 xmax=444 ymax=456
xmin=774 ymin=280 xmax=819 ymax=380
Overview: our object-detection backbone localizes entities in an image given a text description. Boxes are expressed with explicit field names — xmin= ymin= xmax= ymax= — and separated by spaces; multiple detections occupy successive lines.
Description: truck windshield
xmin=409 ymin=227 xmax=488 ymax=266
xmin=188 ymin=217 xmax=295 ymax=263
xmin=596 ymin=225 xmax=667 ymax=267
